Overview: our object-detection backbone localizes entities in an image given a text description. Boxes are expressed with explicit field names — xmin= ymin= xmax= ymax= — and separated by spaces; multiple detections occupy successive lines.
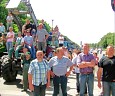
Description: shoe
xmin=76 ymin=93 xmax=79 ymax=96
xmin=99 ymin=92 xmax=103 ymax=96
xmin=21 ymin=89 xmax=27 ymax=92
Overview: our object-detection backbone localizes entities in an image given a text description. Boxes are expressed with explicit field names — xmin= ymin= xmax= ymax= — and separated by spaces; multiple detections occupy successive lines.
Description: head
xmin=82 ymin=43 xmax=89 ymax=55
xmin=38 ymin=23 xmax=43 ymax=29
xmin=9 ymin=27 xmax=13 ymax=32
xmin=25 ymin=52 xmax=31 ymax=60
xmin=23 ymin=48 xmax=28 ymax=54
xmin=26 ymin=30 xmax=30 ymax=36
xmin=36 ymin=50 xmax=44 ymax=62
xmin=26 ymin=19 xmax=30 ymax=24
xmin=18 ymin=32 xmax=22 ymax=37
xmin=106 ymin=45 xmax=114 ymax=57
xmin=56 ymin=47 xmax=64 ymax=59
xmin=0 ymin=23 xmax=3 ymax=26
xmin=54 ymin=25 xmax=59 ymax=31
xmin=8 ymin=12 xmax=12 ymax=16
xmin=93 ymin=51 xmax=97 ymax=57
xmin=41 ymin=19 xmax=44 ymax=24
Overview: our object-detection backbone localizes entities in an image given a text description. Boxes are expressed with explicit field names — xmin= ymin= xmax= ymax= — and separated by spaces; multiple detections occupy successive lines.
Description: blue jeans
xmin=79 ymin=73 xmax=94 ymax=96
xmin=33 ymin=84 xmax=46 ymax=96
xmin=25 ymin=45 xmax=36 ymax=59
xmin=6 ymin=42 xmax=13 ymax=52
xmin=103 ymin=81 xmax=115 ymax=96
xmin=53 ymin=75 xmax=67 ymax=96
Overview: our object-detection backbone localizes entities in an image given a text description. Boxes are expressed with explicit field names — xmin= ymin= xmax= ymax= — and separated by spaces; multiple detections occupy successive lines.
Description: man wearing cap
xmin=36 ymin=23 xmax=49 ymax=51
xmin=22 ymin=52 xmax=32 ymax=91
xmin=24 ymin=30 xmax=36 ymax=59
xmin=28 ymin=50 xmax=50 ymax=96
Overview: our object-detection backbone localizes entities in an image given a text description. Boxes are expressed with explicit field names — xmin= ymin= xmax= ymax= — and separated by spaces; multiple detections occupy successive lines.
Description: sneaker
xmin=99 ymin=92 xmax=103 ymax=96
xmin=76 ymin=93 xmax=79 ymax=96
xmin=21 ymin=89 xmax=27 ymax=92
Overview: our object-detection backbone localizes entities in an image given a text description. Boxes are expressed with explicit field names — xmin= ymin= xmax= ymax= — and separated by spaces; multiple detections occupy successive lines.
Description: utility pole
xmin=52 ymin=19 xmax=54 ymax=31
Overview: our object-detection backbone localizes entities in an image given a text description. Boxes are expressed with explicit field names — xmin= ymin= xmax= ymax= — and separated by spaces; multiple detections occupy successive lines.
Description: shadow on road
xmin=4 ymin=79 xmax=23 ymax=89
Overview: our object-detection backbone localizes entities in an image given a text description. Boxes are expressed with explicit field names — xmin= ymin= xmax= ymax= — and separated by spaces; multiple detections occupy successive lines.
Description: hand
xmin=46 ymin=82 xmax=50 ymax=88
xmin=97 ymin=82 xmax=102 ymax=89
xmin=65 ymin=71 xmax=71 ymax=77
xmin=29 ymin=84 xmax=34 ymax=91
xmin=50 ymin=71 xmax=55 ymax=77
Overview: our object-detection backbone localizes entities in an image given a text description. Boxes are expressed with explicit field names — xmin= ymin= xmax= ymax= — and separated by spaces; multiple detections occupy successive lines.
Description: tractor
xmin=0 ymin=33 xmax=22 ymax=82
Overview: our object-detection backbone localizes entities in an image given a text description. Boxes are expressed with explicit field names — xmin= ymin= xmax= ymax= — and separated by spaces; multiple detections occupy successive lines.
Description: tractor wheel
xmin=1 ymin=55 xmax=17 ymax=82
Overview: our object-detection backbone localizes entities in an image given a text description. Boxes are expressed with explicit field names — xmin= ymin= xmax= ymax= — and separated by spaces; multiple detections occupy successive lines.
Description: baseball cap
xmin=25 ymin=52 xmax=30 ymax=55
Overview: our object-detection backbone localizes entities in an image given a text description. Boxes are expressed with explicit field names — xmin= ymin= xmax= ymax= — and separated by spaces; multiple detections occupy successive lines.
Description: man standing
xmin=48 ymin=47 xmax=73 ymax=96
xmin=77 ymin=43 xmax=95 ymax=96
xmin=97 ymin=45 xmax=115 ymax=96
xmin=6 ymin=12 xmax=13 ymax=31
xmin=28 ymin=51 xmax=50 ymax=96
xmin=36 ymin=23 xmax=49 ymax=51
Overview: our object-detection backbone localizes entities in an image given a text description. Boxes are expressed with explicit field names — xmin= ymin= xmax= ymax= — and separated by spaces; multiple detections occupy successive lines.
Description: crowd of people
xmin=0 ymin=13 xmax=115 ymax=96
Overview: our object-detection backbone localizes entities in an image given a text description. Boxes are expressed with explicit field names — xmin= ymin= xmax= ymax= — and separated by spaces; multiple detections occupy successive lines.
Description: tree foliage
xmin=90 ymin=32 xmax=115 ymax=49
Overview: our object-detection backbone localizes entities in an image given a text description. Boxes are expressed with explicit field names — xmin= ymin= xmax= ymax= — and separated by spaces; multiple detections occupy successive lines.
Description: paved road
xmin=0 ymin=74 xmax=102 ymax=96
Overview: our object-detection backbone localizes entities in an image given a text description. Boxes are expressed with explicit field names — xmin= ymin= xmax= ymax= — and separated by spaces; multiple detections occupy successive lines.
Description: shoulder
xmin=31 ymin=59 xmax=37 ymax=64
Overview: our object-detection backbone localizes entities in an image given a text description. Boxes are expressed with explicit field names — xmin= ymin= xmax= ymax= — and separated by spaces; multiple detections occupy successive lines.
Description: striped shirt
xmin=48 ymin=56 xmax=73 ymax=76
xmin=28 ymin=59 xmax=50 ymax=86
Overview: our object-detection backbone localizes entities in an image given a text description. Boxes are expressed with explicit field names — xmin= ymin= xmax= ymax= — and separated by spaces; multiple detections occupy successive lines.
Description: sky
xmin=30 ymin=0 xmax=114 ymax=45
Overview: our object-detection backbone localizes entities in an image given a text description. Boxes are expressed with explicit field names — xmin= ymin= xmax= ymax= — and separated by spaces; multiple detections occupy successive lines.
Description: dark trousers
xmin=53 ymin=75 xmax=67 ymax=96
xmin=33 ymin=83 xmax=46 ymax=96
xmin=76 ymin=73 xmax=80 ymax=93
xmin=0 ymin=63 xmax=1 ymax=76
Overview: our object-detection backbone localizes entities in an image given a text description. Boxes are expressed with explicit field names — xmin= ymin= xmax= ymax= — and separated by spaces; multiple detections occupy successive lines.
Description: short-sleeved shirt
xmin=48 ymin=56 xmax=73 ymax=76
xmin=6 ymin=16 xmax=13 ymax=22
xmin=6 ymin=31 xmax=14 ymax=42
xmin=0 ymin=25 xmax=5 ymax=33
xmin=58 ymin=36 xmax=64 ymax=44
xmin=16 ymin=37 xmax=24 ymax=45
xmin=72 ymin=55 xmax=80 ymax=73
xmin=98 ymin=56 xmax=115 ymax=82
xmin=28 ymin=59 xmax=50 ymax=86
xmin=24 ymin=35 xmax=33 ymax=45
xmin=25 ymin=23 xmax=33 ymax=30
xmin=77 ymin=52 xmax=95 ymax=73
xmin=36 ymin=29 xmax=49 ymax=42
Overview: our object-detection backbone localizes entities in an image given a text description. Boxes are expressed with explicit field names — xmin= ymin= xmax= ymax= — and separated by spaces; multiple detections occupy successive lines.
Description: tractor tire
xmin=1 ymin=55 xmax=17 ymax=82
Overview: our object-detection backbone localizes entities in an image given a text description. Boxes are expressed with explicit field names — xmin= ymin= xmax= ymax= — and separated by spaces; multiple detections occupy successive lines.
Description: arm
xmin=85 ymin=59 xmax=95 ymax=67
xmin=46 ymin=70 xmax=50 ymax=88
xmin=28 ymin=73 xmax=34 ymax=91
xmin=78 ymin=62 xmax=88 ymax=68
xmin=45 ymin=34 xmax=49 ymax=40
xmin=97 ymin=67 xmax=103 ymax=89
xmin=66 ymin=65 xmax=74 ymax=77
xmin=6 ymin=34 xmax=13 ymax=39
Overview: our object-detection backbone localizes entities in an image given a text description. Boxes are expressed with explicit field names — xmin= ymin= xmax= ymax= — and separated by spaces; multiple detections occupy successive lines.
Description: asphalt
xmin=0 ymin=73 xmax=102 ymax=96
